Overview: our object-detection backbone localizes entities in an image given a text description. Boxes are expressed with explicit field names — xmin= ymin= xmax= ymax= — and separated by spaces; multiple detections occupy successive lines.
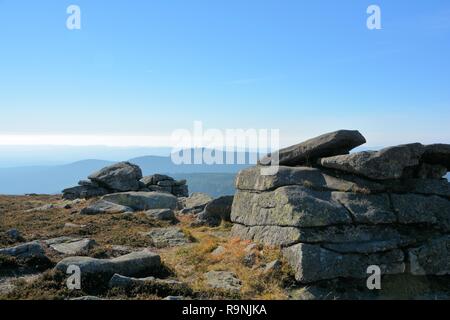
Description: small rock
xmin=211 ymin=246 xmax=226 ymax=256
xmin=80 ymin=200 xmax=134 ymax=215
xmin=64 ymin=223 xmax=87 ymax=229
xmin=47 ymin=238 xmax=96 ymax=255
xmin=143 ymin=228 xmax=190 ymax=248
xmin=264 ymin=260 xmax=282 ymax=274
xmin=243 ymin=252 xmax=257 ymax=267
xmin=145 ymin=208 xmax=176 ymax=221
xmin=204 ymin=271 xmax=242 ymax=292
xmin=163 ymin=296 xmax=185 ymax=300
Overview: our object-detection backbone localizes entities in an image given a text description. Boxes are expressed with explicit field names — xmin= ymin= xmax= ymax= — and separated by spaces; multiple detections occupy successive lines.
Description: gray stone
xmin=422 ymin=144 xmax=450 ymax=170
xmin=4 ymin=229 xmax=22 ymax=242
xmin=331 ymin=192 xmax=397 ymax=224
xmin=146 ymin=185 xmax=172 ymax=194
xmin=414 ymin=163 xmax=447 ymax=179
xmin=319 ymin=143 xmax=425 ymax=180
xmin=88 ymin=162 xmax=142 ymax=192
xmin=0 ymin=241 xmax=47 ymax=260
xmin=172 ymin=185 xmax=189 ymax=197
xmin=55 ymin=250 xmax=161 ymax=279
xmin=391 ymin=193 xmax=450 ymax=230
xmin=264 ymin=260 xmax=282 ymax=274
xmin=157 ymin=180 xmax=177 ymax=187
xmin=231 ymin=224 xmax=411 ymax=250
xmin=108 ymin=274 xmax=190 ymax=295
xmin=145 ymin=208 xmax=176 ymax=221
xmin=211 ymin=246 xmax=226 ymax=256
xmin=70 ymin=296 xmax=103 ymax=300
xmin=195 ymin=195 xmax=234 ymax=226
xmin=163 ymin=296 xmax=185 ymax=300
xmin=204 ymin=271 xmax=242 ymax=292
xmin=140 ymin=174 xmax=174 ymax=187
xmin=235 ymin=166 xmax=386 ymax=193
xmin=385 ymin=179 xmax=450 ymax=198
xmin=48 ymin=238 xmax=96 ymax=255
xmin=64 ymin=223 xmax=87 ymax=229
xmin=143 ymin=227 xmax=190 ymax=248
xmin=62 ymin=185 xmax=110 ymax=200
xmin=408 ymin=236 xmax=450 ymax=276
xmin=180 ymin=192 xmax=213 ymax=214
xmin=283 ymin=243 xmax=405 ymax=283
xmin=260 ymin=130 xmax=366 ymax=166
xmin=102 ymin=192 xmax=177 ymax=211
xmin=231 ymin=186 xmax=351 ymax=228
xmin=243 ymin=252 xmax=257 ymax=267
xmin=80 ymin=200 xmax=134 ymax=215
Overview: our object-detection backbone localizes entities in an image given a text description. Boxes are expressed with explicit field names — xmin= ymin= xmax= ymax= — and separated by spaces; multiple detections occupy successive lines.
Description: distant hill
xmin=0 ymin=153 xmax=250 ymax=196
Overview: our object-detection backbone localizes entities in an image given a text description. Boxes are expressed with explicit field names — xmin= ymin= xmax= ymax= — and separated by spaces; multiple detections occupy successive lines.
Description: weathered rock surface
xmin=283 ymin=244 xmax=405 ymax=283
xmin=80 ymin=200 xmax=133 ymax=215
xmin=260 ymin=130 xmax=366 ymax=166
xmin=230 ymin=130 xmax=450 ymax=286
xmin=319 ymin=143 xmax=425 ymax=180
xmin=88 ymin=162 xmax=142 ymax=192
xmin=55 ymin=250 xmax=161 ymax=280
xmin=408 ymin=236 xmax=450 ymax=275
xmin=102 ymin=192 xmax=177 ymax=211
xmin=231 ymin=186 xmax=351 ymax=227
xmin=145 ymin=208 xmax=176 ymax=221
xmin=422 ymin=144 xmax=450 ymax=170
xmin=62 ymin=185 xmax=110 ymax=200
xmin=195 ymin=195 xmax=234 ymax=226
xmin=46 ymin=237 xmax=96 ymax=255
xmin=109 ymin=274 xmax=191 ymax=296
xmin=0 ymin=241 xmax=47 ymax=261
xmin=180 ymin=192 xmax=213 ymax=214
xmin=143 ymin=228 xmax=190 ymax=248
xmin=204 ymin=271 xmax=242 ymax=292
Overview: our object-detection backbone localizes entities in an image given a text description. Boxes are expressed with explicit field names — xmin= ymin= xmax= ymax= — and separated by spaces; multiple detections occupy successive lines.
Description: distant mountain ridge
xmin=0 ymin=153 xmax=251 ymax=196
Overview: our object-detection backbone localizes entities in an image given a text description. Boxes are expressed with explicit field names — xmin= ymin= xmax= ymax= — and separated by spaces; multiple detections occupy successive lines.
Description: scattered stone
xmin=80 ymin=200 xmax=134 ymax=215
xmin=70 ymin=296 xmax=104 ymax=300
xmin=64 ymin=223 xmax=87 ymax=229
xmin=143 ymin=227 xmax=190 ymax=248
xmin=204 ymin=271 xmax=242 ymax=292
xmin=46 ymin=237 xmax=96 ymax=255
xmin=264 ymin=260 xmax=282 ymax=274
xmin=260 ymin=130 xmax=366 ymax=166
xmin=62 ymin=185 xmax=110 ymax=200
xmin=88 ymin=162 xmax=143 ymax=192
xmin=180 ymin=193 xmax=213 ymax=214
xmin=163 ymin=296 xmax=185 ymax=300
xmin=102 ymin=192 xmax=177 ymax=211
xmin=3 ymin=229 xmax=23 ymax=243
xmin=211 ymin=246 xmax=226 ymax=256
xmin=243 ymin=252 xmax=257 ymax=267
xmin=319 ymin=143 xmax=425 ymax=180
xmin=109 ymin=274 xmax=191 ymax=296
xmin=145 ymin=208 xmax=176 ymax=221
xmin=195 ymin=195 xmax=234 ymax=226
xmin=55 ymin=250 xmax=162 ymax=281
xmin=0 ymin=241 xmax=50 ymax=266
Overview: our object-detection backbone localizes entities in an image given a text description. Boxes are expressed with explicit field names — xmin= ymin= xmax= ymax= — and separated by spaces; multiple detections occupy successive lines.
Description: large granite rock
xmin=231 ymin=186 xmax=351 ymax=227
xmin=102 ymin=192 xmax=177 ymax=211
xmin=319 ymin=143 xmax=425 ymax=180
xmin=80 ymin=200 xmax=134 ymax=215
xmin=0 ymin=241 xmax=47 ymax=261
xmin=283 ymin=244 xmax=405 ymax=283
xmin=422 ymin=144 xmax=450 ymax=170
xmin=45 ymin=237 xmax=96 ymax=255
xmin=408 ymin=236 xmax=450 ymax=276
xmin=180 ymin=192 xmax=213 ymax=214
xmin=55 ymin=250 xmax=161 ymax=280
xmin=88 ymin=162 xmax=142 ymax=192
xmin=260 ymin=130 xmax=366 ymax=166
xmin=62 ymin=185 xmax=110 ymax=200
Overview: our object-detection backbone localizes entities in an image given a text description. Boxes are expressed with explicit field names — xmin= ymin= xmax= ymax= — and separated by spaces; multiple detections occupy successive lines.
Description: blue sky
xmin=0 ymin=0 xmax=449 ymax=148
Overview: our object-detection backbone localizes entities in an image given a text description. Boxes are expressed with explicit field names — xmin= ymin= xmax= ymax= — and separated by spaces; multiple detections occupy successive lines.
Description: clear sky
xmin=0 ymin=0 xmax=449 ymax=148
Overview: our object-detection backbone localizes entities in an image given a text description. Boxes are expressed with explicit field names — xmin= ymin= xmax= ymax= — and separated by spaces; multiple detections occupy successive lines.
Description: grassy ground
xmin=0 ymin=195 xmax=293 ymax=300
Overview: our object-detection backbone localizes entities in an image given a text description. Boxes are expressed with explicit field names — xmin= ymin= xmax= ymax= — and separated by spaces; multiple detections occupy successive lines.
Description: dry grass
xmin=0 ymin=195 xmax=293 ymax=300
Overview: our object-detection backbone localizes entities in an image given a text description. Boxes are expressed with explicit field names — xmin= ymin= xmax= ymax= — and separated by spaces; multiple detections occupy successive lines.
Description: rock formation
xmin=62 ymin=162 xmax=189 ymax=200
xmin=231 ymin=130 xmax=450 ymax=286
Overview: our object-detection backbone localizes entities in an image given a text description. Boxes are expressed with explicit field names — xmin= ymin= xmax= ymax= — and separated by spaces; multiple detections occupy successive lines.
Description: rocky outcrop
xmin=230 ymin=130 xmax=450 ymax=286
xmin=63 ymin=162 xmax=189 ymax=200
xmin=195 ymin=195 xmax=234 ymax=226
